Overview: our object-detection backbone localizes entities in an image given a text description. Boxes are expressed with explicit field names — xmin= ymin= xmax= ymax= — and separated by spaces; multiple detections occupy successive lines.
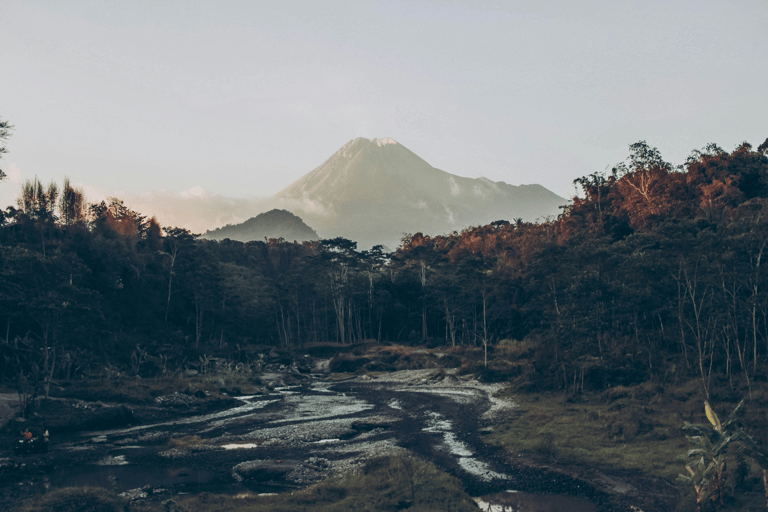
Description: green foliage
xmin=679 ymin=400 xmax=768 ymax=510
xmin=167 ymin=435 xmax=208 ymax=450
xmin=2 ymin=137 xmax=768 ymax=410
xmin=485 ymin=383 xmax=692 ymax=480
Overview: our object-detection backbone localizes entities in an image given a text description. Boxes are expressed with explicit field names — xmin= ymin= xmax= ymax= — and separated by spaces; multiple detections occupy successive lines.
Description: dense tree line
xmin=1 ymin=137 xmax=768 ymax=400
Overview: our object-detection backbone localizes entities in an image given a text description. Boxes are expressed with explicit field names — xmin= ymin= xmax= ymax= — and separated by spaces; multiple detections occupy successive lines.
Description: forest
xmin=1 ymin=137 xmax=768 ymax=404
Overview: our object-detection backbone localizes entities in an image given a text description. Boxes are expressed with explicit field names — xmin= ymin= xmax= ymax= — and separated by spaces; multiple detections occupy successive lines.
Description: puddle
xmin=458 ymin=457 xmax=508 ymax=481
xmin=46 ymin=464 xmax=218 ymax=493
xmin=221 ymin=443 xmax=260 ymax=450
xmin=95 ymin=455 xmax=129 ymax=466
xmin=423 ymin=412 xmax=507 ymax=481
xmin=474 ymin=491 xmax=598 ymax=512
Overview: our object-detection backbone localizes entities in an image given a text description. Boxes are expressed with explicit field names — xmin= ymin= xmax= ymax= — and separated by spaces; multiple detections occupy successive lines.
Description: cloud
xmin=72 ymin=184 xmax=265 ymax=234
xmin=448 ymin=176 xmax=461 ymax=196
xmin=473 ymin=184 xmax=487 ymax=198
xmin=271 ymin=193 xmax=334 ymax=217
xmin=444 ymin=205 xmax=456 ymax=224
xmin=121 ymin=189 xmax=265 ymax=234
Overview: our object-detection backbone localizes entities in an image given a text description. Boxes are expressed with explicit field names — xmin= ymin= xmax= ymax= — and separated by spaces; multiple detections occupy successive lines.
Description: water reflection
xmin=474 ymin=491 xmax=597 ymax=512
xmin=46 ymin=464 xmax=215 ymax=492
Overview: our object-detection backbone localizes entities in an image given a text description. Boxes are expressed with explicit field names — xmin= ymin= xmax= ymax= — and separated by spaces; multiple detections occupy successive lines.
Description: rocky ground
xmin=0 ymin=354 xmax=676 ymax=512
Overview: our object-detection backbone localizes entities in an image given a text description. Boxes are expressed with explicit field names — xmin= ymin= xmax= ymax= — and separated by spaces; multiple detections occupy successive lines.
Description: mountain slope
xmin=202 ymin=209 xmax=319 ymax=243
xmin=262 ymin=137 xmax=566 ymax=248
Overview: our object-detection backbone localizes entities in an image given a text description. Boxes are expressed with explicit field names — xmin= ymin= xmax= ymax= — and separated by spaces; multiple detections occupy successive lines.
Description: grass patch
xmin=329 ymin=344 xmax=463 ymax=375
xmin=168 ymin=435 xmax=208 ymax=450
xmin=484 ymin=379 xmax=768 ymax=490
xmin=53 ymin=377 xmax=192 ymax=404
xmin=15 ymin=487 xmax=126 ymax=512
xmin=484 ymin=380 xmax=703 ymax=481
xmin=169 ymin=455 xmax=477 ymax=512
xmin=51 ymin=375 xmax=245 ymax=405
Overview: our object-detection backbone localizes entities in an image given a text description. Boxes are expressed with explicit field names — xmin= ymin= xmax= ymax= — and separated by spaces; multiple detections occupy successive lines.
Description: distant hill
xmin=202 ymin=209 xmax=319 ymax=243
xmin=258 ymin=137 xmax=567 ymax=249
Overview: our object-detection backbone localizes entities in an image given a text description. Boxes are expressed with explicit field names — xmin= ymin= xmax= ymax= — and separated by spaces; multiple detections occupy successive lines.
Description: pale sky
xmin=1 ymin=0 xmax=767 ymax=208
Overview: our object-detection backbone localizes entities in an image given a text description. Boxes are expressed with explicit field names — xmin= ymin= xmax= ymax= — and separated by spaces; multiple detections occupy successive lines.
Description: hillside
xmin=202 ymin=208 xmax=318 ymax=243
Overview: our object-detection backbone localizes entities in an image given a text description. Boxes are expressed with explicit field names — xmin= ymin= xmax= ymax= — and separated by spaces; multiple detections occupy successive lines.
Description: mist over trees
xmin=1 ymin=136 xmax=768 ymax=402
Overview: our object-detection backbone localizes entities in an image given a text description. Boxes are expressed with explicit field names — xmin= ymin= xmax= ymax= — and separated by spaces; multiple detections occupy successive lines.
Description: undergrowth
xmin=483 ymin=379 xmax=768 ymax=511
xmin=171 ymin=456 xmax=477 ymax=512
xmin=14 ymin=487 xmax=126 ymax=512
xmin=15 ymin=456 xmax=478 ymax=512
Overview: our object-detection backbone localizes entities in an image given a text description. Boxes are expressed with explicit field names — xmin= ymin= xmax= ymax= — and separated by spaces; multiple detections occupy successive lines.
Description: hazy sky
xmin=1 ymin=0 xmax=767 ymax=207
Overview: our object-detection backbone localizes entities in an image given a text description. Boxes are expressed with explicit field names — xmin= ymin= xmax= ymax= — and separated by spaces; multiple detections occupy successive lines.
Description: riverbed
xmin=0 ymin=368 xmax=642 ymax=511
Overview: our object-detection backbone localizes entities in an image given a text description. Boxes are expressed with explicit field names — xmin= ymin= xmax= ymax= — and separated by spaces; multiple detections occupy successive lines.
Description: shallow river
xmin=8 ymin=370 xmax=602 ymax=511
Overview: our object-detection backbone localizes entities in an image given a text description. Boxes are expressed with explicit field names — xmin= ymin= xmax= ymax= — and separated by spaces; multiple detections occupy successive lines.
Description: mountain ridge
xmin=261 ymin=137 xmax=566 ymax=248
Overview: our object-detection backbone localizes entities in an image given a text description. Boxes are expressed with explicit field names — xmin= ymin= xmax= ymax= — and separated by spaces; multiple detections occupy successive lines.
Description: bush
xmin=329 ymin=355 xmax=369 ymax=373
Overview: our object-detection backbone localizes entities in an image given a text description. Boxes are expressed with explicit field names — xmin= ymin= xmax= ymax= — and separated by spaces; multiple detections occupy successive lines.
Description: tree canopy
xmin=1 ymin=135 xmax=767 ymax=401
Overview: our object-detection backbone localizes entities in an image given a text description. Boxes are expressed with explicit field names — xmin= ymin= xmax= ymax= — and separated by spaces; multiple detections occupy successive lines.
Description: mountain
xmin=259 ymin=137 xmax=566 ymax=249
xmin=202 ymin=209 xmax=319 ymax=243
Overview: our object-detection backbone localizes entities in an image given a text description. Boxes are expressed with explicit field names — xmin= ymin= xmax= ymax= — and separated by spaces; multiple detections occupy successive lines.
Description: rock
xmin=155 ymin=392 xmax=198 ymax=406
xmin=232 ymin=459 xmax=297 ymax=483
xmin=96 ymin=455 xmax=129 ymax=465
xmin=120 ymin=488 xmax=148 ymax=500
xmin=159 ymin=448 xmax=187 ymax=459
xmin=184 ymin=369 xmax=198 ymax=377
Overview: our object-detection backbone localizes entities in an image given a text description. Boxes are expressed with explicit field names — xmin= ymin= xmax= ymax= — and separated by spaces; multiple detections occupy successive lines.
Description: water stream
xmin=6 ymin=372 xmax=604 ymax=510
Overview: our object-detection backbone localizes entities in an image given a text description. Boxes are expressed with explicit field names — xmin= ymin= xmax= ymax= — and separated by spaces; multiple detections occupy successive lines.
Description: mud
xmin=0 ymin=367 xmax=674 ymax=511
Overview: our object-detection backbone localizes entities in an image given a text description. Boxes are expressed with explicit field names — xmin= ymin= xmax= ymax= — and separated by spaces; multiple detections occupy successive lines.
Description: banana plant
xmin=679 ymin=400 xmax=768 ymax=511
xmin=678 ymin=401 xmax=742 ymax=510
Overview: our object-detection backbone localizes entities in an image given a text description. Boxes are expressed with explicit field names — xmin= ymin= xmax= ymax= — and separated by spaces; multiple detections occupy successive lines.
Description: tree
xmin=320 ymin=238 xmax=359 ymax=344
xmin=88 ymin=197 xmax=146 ymax=244
xmin=0 ymin=117 xmax=12 ymax=182
xmin=758 ymin=137 xmax=768 ymax=156
xmin=15 ymin=177 xmax=59 ymax=258
xmin=59 ymin=177 xmax=86 ymax=226
xmin=360 ymin=245 xmax=388 ymax=341
xmin=17 ymin=177 xmax=58 ymax=221
xmin=163 ymin=227 xmax=198 ymax=322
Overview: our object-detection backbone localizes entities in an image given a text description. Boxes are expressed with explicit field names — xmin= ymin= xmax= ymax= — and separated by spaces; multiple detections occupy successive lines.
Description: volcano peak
xmin=372 ymin=137 xmax=398 ymax=146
